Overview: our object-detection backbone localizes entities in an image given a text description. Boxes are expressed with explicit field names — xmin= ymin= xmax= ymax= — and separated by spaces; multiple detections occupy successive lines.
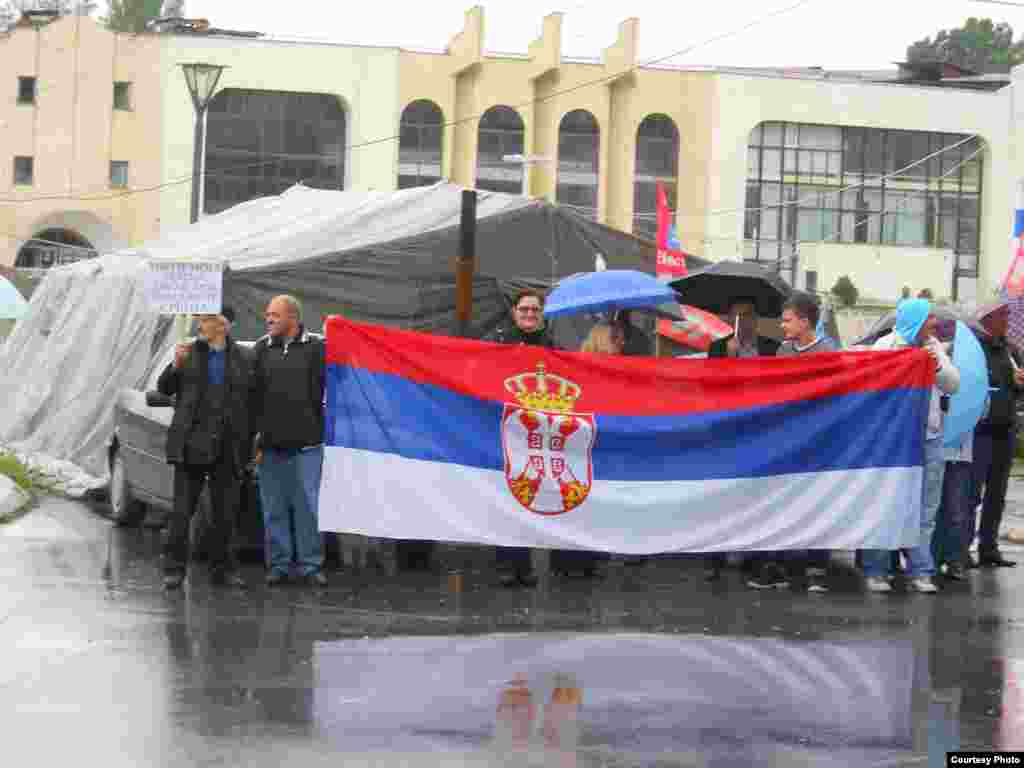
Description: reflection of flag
xmin=321 ymin=316 xmax=933 ymax=552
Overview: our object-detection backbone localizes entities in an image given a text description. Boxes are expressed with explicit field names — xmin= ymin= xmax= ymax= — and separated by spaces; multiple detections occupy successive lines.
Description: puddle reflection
xmin=312 ymin=633 xmax=945 ymax=765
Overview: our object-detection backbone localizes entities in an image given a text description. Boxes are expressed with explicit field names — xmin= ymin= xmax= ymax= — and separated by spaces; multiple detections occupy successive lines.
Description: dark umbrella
xmin=851 ymin=304 xmax=989 ymax=348
xmin=668 ymin=261 xmax=792 ymax=318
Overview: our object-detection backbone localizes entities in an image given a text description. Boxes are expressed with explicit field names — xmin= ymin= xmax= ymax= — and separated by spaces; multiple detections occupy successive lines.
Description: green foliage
xmin=831 ymin=275 xmax=859 ymax=308
xmin=907 ymin=17 xmax=1024 ymax=73
xmin=103 ymin=0 xmax=162 ymax=33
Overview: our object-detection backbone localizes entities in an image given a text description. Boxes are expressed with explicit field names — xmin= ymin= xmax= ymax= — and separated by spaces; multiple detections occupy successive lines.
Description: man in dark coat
xmin=703 ymin=297 xmax=779 ymax=581
xmin=970 ymin=303 xmax=1024 ymax=567
xmin=484 ymin=289 xmax=556 ymax=587
xmin=158 ymin=308 xmax=252 ymax=589
xmin=706 ymin=298 xmax=780 ymax=359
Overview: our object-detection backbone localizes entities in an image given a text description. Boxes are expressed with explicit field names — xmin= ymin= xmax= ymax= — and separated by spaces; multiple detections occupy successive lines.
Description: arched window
xmin=398 ymin=100 xmax=444 ymax=189
xmin=204 ymin=89 xmax=346 ymax=215
xmin=556 ymin=110 xmax=600 ymax=220
xmin=476 ymin=105 xmax=525 ymax=194
xmin=633 ymin=114 xmax=679 ymax=239
xmin=16 ymin=228 xmax=96 ymax=268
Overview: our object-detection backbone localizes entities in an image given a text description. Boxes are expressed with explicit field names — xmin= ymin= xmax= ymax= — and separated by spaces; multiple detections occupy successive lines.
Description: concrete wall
xmin=158 ymin=35 xmax=401 ymax=231
xmin=0 ymin=17 xmax=161 ymax=266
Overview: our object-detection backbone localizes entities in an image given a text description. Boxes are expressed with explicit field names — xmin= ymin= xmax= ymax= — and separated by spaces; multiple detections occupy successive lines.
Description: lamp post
xmin=181 ymin=62 xmax=227 ymax=224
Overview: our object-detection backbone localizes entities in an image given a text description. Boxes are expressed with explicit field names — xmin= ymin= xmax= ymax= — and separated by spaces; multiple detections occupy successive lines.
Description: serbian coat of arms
xmin=501 ymin=363 xmax=596 ymax=515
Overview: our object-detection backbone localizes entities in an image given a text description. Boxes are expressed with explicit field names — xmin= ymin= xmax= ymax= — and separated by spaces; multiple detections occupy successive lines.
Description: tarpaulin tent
xmin=0 ymin=182 xmax=704 ymax=487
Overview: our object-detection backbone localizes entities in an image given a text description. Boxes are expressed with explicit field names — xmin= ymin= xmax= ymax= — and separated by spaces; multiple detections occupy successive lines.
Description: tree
xmin=907 ymin=17 xmax=1024 ymax=74
xmin=103 ymin=0 xmax=163 ymax=33
xmin=831 ymin=275 xmax=859 ymax=308
xmin=0 ymin=1 xmax=94 ymax=31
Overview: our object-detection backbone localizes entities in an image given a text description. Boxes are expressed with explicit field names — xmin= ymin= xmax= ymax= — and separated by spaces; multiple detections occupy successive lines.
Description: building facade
xmin=1 ymin=6 xmax=1022 ymax=305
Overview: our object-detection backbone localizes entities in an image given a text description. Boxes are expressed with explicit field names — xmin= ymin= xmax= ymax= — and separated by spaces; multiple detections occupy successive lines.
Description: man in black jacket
xmin=158 ymin=308 xmax=251 ymax=590
xmin=484 ymin=289 xmax=556 ymax=586
xmin=970 ymin=304 xmax=1024 ymax=567
xmin=706 ymin=298 xmax=780 ymax=359
xmin=251 ymin=295 xmax=328 ymax=587
xmin=703 ymin=297 xmax=779 ymax=581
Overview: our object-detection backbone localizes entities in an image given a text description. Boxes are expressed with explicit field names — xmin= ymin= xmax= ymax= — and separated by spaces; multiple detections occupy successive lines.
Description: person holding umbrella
xmin=861 ymin=299 xmax=960 ymax=594
xmin=969 ymin=302 xmax=1024 ymax=568
xmin=707 ymin=298 xmax=780 ymax=359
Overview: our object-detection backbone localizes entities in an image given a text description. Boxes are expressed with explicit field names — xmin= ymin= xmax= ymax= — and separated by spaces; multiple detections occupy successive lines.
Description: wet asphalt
xmin=2 ymin=497 xmax=1024 ymax=767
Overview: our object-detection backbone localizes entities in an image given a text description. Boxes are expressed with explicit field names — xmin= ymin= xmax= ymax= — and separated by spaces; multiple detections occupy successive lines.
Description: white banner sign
xmin=144 ymin=260 xmax=223 ymax=314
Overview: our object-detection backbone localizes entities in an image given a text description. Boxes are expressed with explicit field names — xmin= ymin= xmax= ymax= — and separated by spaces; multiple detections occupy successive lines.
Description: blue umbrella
xmin=544 ymin=270 xmax=677 ymax=319
xmin=944 ymin=320 xmax=989 ymax=448
xmin=0 ymin=275 xmax=28 ymax=320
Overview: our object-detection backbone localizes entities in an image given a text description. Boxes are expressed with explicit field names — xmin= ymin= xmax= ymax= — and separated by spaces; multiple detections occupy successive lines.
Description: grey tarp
xmin=0 ymin=182 xmax=695 ymax=484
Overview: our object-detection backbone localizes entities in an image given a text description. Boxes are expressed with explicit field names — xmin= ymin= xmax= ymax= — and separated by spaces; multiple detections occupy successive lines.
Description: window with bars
xmin=633 ymin=113 xmax=679 ymax=239
xmin=398 ymin=99 xmax=444 ymax=189
xmin=475 ymin=105 xmax=525 ymax=195
xmin=204 ymin=89 xmax=346 ymax=215
xmin=745 ymin=121 xmax=982 ymax=276
xmin=556 ymin=109 xmax=600 ymax=220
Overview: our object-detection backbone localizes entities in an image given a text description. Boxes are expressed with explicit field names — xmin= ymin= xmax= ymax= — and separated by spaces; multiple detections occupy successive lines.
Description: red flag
xmin=654 ymin=182 xmax=703 ymax=347
xmin=655 ymin=182 xmax=688 ymax=280
xmin=1004 ymin=238 xmax=1024 ymax=298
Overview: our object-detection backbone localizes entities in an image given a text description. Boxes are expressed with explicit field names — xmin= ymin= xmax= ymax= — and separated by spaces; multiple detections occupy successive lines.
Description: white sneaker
xmin=908 ymin=577 xmax=938 ymax=594
xmin=865 ymin=576 xmax=892 ymax=593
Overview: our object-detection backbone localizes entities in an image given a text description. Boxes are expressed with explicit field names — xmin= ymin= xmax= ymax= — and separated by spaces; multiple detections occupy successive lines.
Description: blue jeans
xmin=863 ymin=437 xmax=944 ymax=579
xmin=258 ymin=446 xmax=324 ymax=577
xmin=932 ymin=462 xmax=973 ymax=567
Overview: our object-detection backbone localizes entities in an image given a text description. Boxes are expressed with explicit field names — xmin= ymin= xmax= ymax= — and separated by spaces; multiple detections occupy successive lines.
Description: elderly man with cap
xmin=861 ymin=298 xmax=960 ymax=594
xmin=157 ymin=307 xmax=252 ymax=590
xmin=969 ymin=302 xmax=1024 ymax=568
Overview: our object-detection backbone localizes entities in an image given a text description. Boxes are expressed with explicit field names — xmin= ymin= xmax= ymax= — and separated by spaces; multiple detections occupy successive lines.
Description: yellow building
xmin=1 ymin=6 xmax=1021 ymax=305
xmin=0 ymin=13 xmax=162 ymax=268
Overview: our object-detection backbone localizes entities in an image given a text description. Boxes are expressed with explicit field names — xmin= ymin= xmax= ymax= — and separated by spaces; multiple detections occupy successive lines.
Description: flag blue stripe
xmin=325 ymin=365 xmax=928 ymax=481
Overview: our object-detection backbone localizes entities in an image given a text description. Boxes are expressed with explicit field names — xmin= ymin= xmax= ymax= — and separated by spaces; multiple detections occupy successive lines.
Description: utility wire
xmin=0 ymin=0 xmax=817 ymax=205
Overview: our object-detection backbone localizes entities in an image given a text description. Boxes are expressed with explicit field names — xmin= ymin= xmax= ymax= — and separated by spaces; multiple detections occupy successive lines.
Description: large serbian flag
xmin=319 ymin=317 xmax=933 ymax=553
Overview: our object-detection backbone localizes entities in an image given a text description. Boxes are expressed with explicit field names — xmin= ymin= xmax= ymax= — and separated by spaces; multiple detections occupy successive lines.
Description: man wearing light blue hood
xmin=862 ymin=299 xmax=961 ymax=594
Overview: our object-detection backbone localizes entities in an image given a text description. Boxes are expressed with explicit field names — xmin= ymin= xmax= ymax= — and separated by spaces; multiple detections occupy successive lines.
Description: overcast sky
xmin=187 ymin=0 xmax=1024 ymax=69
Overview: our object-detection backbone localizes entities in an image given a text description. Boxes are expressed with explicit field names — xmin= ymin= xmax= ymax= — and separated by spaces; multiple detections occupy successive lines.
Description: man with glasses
xmin=485 ymin=289 xmax=557 ymax=586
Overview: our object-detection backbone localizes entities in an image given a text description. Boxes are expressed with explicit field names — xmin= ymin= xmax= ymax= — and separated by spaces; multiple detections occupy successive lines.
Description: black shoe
xmin=966 ymin=554 xmax=980 ymax=569
xmin=163 ymin=571 xmax=185 ymax=590
xmin=979 ymin=552 xmax=1017 ymax=568
xmin=945 ymin=563 xmax=968 ymax=581
xmin=517 ymin=570 xmax=538 ymax=588
xmin=211 ymin=571 xmax=246 ymax=588
xmin=266 ymin=571 xmax=288 ymax=587
xmin=746 ymin=564 xmax=789 ymax=590
xmin=306 ymin=572 xmax=328 ymax=588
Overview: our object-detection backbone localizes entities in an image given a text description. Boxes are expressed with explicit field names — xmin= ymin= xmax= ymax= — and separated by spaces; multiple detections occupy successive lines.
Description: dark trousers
xmin=164 ymin=462 xmax=239 ymax=575
xmin=933 ymin=461 xmax=973 ymax=567
xmin=495 ymin=546 xmax=532 ymax=574
xmin=970 ymin=431 xmax=1015 ymax=555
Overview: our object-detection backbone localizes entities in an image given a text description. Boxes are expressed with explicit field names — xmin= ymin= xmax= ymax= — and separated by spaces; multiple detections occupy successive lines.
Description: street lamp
xmin=181 ymin=62 xmax=228 ymax=224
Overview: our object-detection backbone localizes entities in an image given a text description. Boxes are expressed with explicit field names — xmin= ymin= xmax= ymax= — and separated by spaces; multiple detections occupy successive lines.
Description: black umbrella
xmin=851 ymin=304 xmax=989 ymax=348
xmin=668 ymin=261 xmax=792 ymax=318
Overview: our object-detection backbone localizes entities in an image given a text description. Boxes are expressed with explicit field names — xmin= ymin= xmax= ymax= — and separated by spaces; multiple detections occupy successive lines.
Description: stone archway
xmin=16 ymin=228 xmax=96 ymax=268
xmin=15 ymin=210 xmax=123 ymax=268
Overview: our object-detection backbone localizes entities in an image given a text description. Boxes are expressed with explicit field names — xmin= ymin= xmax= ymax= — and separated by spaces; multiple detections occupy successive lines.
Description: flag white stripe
xmin=319 ymin=447 xmax=922 ymax=552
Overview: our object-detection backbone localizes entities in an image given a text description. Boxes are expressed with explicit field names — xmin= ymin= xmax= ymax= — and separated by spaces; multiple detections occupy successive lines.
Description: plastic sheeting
xmin=0 ymin=182 xmax=685 ymax=487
